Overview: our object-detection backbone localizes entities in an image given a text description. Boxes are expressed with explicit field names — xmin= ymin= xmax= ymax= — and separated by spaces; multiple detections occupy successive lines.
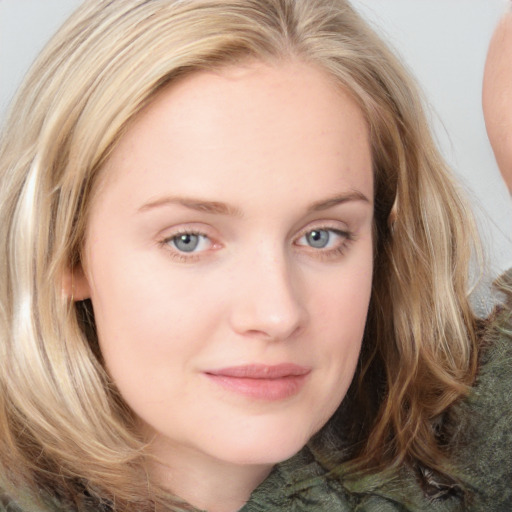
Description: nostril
xmin=227 ymin=256 xmax=308 ymax=340
xmin=228 ymin=294 xmax=307 ymax=342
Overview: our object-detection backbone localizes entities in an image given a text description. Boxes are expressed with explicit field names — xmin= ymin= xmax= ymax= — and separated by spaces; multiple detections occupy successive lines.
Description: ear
xmin=62 ymin=264 xmax=91 ymax=301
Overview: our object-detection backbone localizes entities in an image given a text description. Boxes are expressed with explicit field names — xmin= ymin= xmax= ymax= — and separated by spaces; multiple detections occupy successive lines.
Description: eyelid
xmin=158 ymin=224 xmax=221 ymax=261
xmin=298 ymin=227 xmax=347 ymax=241
xmin=158 ymin=222 xmax=216 ymax=242
xmin=293 ymin=222 xmax=355 ymax=261
xmin=294 ymin=220 xmax=351 ymax=242
xmin=157 ymin=220 xmax=355 ymax=264
xmin=294 ymin=228 xmax=351 ymax=249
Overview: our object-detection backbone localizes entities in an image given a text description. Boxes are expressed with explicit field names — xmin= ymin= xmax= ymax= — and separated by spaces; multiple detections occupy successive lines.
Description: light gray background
xmin=1 ymin=0 xmax=512 ymax=280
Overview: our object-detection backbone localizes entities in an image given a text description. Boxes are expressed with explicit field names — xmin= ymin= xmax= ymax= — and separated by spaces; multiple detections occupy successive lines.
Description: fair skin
xmin=74 ymin=60 xmax=374 ymax=512
xmin=483 ymin=10 xmax=512 ymax=191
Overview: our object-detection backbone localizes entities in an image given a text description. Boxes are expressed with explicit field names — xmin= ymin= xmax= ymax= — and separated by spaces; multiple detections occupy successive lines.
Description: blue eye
xmin=296 ymin=228 xmax=349 ymax=252
xmin=170 ymin=233 xmax=210 ymax=253
xmin=305 ymin=229 xmax=331 ymax=249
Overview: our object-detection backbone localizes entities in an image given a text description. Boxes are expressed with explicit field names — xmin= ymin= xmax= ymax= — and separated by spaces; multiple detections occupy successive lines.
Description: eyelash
xmin=160 ymin=229 xmax=213 ymax=263
xmin=294 ymin=227 xmax=354 ymax=261
xmin=159 ymin=226 xmax=354 ymax=263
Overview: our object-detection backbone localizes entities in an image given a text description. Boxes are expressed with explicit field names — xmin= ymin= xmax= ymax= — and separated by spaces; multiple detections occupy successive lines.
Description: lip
xmin=204 ymin=364 xmax=311 ymax=401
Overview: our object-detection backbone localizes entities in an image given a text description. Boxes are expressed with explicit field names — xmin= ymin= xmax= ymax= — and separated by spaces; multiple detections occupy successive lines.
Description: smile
xmin=204 ymin=364 xmax=311 ymax=401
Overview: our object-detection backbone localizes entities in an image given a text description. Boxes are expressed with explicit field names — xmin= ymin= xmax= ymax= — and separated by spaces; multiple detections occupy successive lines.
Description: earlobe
xmin=62 ymin=264 xmax=91 ymax=302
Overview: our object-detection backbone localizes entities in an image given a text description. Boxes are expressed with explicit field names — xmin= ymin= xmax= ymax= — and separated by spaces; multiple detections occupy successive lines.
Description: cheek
xmin=318 ymin=284 xmax=369 ymax=373
xmin=89 ymin=274 xmax=218 ymax=430
xmin=325 ymin=253 xmax=372 ymax=370
xmin=316 ymin=251 xmax=373 ymax=335
xmin=86 ymin=248 xmax=221 ymax=390
xmin=307 ymin=248 xmax=372 ymax=383
xmin=304 ymin=289 xmax=369 ymax=435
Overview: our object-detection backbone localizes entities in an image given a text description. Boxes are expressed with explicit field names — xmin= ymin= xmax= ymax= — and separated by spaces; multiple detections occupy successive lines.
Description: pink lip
xmin=204 ymin=364 xmax=311 ymax=401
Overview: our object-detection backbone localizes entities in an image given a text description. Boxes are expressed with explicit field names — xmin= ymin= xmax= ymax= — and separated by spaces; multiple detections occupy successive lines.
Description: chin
xmin=210 ymin=427 xmax=312 ymax=467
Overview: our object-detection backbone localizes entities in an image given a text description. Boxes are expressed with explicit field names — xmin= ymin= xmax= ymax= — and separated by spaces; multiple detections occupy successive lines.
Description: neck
xmin=148 ymin=442 xmax=273 ymax=512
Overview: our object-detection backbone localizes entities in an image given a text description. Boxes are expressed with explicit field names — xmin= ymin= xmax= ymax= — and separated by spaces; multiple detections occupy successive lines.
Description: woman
xmin=0 ymin=0 xmax=510 ymax=510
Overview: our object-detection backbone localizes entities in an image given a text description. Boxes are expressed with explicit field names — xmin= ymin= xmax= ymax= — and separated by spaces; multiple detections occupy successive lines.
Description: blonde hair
xmin=0 ymin=0 xmax=480 ymax=509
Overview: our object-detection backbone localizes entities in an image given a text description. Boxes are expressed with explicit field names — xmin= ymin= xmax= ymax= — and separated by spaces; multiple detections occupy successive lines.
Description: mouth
xmin=204 ymin=364 xmax=311 ymax=401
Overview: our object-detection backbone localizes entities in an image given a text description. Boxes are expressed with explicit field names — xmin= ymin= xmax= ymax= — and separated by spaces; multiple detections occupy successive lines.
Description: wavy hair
xmin=0 ymin=0 xmax=480 ymax=509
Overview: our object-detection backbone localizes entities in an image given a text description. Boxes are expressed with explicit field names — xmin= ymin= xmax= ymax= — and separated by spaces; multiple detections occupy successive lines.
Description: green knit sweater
xmin=3 ymin=277 xmax=512 ymax=511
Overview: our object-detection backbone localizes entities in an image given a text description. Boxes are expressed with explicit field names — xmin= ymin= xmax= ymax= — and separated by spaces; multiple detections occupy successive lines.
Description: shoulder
xmin=0 ymin=490 xmax=106 ymax=512
xmin=240 ymin=447 xmax=354 ymax=512
xmin=242 ymin=447 xmax=458 ymax=511
xmin=448 ymin=270 xmax=512 ymax=509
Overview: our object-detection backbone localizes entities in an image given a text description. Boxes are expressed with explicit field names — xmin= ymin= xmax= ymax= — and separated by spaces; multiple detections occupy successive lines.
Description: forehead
xmin=93 ymin=59 xmax=372 ymax=210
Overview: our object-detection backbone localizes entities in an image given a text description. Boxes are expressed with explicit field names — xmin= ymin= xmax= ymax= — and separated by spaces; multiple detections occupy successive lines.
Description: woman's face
xmin=78 ymin=60 xmax=374 ymax=474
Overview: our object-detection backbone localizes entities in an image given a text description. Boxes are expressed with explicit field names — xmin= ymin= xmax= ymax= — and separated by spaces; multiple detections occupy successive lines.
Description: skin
xmin=75 ymin=60 xmax=374 ymax=512
xmin=483 ymin=11 xmax=512 ymax=192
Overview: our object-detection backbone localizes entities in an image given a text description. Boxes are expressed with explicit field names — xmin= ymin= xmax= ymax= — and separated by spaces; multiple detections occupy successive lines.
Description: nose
xmin=228 ymin=250 xmax=308 ymax=342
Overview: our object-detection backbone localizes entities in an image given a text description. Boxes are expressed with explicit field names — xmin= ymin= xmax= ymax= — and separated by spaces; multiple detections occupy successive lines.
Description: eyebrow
xmin=139 ymin=196 xmax=243 ymax=216
xmin=138 ymin=191 xmax=370 ymax=216
xmin=307 ymin=191 xmax=371 ymax=212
